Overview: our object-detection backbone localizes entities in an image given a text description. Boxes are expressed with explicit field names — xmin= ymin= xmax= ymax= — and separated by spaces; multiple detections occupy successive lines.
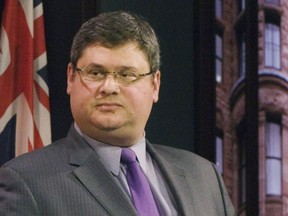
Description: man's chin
xmin=91 ymin=120 xmax=125 ymax=132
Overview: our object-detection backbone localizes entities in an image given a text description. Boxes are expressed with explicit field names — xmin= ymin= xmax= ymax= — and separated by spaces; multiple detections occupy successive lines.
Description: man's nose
xmin=99 ymin=75 xmax=120 ymax=95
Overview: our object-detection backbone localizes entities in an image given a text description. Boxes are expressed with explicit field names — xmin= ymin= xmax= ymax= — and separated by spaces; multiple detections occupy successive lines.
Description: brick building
xmin=214 ymin=0 xmax=288 ymax=215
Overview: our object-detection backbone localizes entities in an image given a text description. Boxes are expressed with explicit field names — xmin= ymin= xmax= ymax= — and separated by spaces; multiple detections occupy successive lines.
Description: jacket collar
xmin=146 ymin=142 xmax=197 ymax=216
xmin=66 ymin=126 xmax=196 ymax=216
xmin=66 ymin=126 xmax=138 ymax=216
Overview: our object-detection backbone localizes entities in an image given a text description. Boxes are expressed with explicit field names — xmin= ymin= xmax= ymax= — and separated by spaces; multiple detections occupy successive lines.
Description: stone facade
xmin=217 ymin=0 xmax=288 ymax=215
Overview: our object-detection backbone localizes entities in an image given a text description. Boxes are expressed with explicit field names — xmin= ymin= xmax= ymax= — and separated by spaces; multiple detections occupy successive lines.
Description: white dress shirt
xmin=74 ymin=123 xmax=178 ymax=216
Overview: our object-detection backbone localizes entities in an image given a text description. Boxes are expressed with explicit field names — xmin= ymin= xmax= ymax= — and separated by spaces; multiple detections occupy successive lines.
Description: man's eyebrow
xmin=88 ymin=64 xmax=138 ymax=72
xmin=117 ymin=66 xmax=137 ymax=72
xmin=87 ymin=64 xmax=105 ymax=69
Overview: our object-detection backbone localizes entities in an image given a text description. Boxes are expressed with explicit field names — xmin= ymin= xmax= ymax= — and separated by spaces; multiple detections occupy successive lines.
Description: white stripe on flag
xmin=19 ymin=0 xmax=34 ymax=37
xmin=34 ymin=2 xmax=44 ymax=20
xmin=0 ymin=26 xmax=10 ymax=75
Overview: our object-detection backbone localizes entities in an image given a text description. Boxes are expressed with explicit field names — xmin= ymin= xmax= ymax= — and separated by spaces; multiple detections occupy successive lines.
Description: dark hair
xmin=70 ymin=11 xmax=160 ymax=72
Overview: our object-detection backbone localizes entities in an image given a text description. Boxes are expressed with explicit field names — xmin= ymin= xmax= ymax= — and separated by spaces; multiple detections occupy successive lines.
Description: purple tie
xmin=121 ymin=148 xmax=160 ymax=216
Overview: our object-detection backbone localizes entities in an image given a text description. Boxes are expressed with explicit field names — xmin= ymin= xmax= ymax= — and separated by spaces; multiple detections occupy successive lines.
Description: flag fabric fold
xmin=0 ymin=0 xmax=51 ymax=165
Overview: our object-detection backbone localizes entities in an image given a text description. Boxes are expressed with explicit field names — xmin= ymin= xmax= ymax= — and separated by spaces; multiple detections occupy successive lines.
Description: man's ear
xmin=152 ymin=70 xmax=161 ymax=103
xmin=66 ymin=63 xmax=74 ymax=95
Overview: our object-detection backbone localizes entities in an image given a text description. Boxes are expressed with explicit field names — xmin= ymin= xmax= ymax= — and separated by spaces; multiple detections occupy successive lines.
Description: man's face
xmin=67 ymin=42 xmax=160 ymax=146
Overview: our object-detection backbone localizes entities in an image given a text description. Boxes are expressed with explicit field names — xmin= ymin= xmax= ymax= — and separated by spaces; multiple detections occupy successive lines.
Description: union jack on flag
xmin=0 ymin=0 xmax=51 ymax=165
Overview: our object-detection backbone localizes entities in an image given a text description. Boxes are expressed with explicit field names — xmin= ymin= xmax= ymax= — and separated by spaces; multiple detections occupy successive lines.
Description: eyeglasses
xmin=74 ymin=65 xmax=154 ymax=85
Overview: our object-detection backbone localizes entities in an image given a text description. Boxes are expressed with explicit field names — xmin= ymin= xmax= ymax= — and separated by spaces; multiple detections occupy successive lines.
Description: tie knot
xmin=121 ymin=148 xmax=137 ymax=165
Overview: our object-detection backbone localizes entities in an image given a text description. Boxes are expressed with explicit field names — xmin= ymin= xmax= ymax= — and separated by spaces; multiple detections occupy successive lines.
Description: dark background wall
xmin=42 ymin=0 xmax=197 ymax=152
xmin=41 ymin=0 xmax=215 ymax=155
xmin=99 ymin=1 xmax=196 ymax=151
xmin=42 ymin=1 xmax=82 ymax=143
xmin=0 ymin=0 xmax=215 ymax=158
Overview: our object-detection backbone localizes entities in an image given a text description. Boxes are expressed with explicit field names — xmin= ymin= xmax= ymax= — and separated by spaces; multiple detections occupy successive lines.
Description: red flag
xmin=0 ymin=0 xmax=51 ymax=164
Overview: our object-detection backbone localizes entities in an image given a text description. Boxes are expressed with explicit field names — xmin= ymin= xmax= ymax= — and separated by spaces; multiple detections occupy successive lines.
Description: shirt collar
xmin=74 ymin=123 xmax=147 ymax=175
xmin=130 ymin=138 xmax=147 ymax=173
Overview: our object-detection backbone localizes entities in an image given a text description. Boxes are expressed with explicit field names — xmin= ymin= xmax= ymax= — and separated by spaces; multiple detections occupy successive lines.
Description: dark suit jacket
xmin=0 ymin=126 xmax=235 ymax=216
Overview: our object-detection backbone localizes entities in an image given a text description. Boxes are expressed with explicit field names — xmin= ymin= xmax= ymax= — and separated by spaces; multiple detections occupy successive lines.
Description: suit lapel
xmin=66 ymin=126 xmax=198 ymax=216
xmin=73 ymin=153 xmax=138 ymax=216
xmin=66 ymin=127 xmax=138 ymax=216
xmin=147 ymin=143 xmax=197 ymax=216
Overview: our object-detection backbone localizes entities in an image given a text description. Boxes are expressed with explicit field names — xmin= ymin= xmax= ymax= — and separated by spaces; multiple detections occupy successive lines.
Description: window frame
xmin=215 ymin=32 xmax=223 ymax=83
xmin=215 ymin=0 xmax=222 ymax=18
xmin=238 ymin=32 xmax=246 ymax=77
xmin=216 ymin=130 xmax=224 ymax=174
xmin=264 ymin=0 xmax=280 ymax=6
xmin=237 ymin=120 xmax=246 ymax=205
xmin=265 ymin=115 xmax=282 ymax=196
xmin=264 ymin=15 xmax=281 ymax=70
xmin=238 ymin=0 xmax=245 ymax=14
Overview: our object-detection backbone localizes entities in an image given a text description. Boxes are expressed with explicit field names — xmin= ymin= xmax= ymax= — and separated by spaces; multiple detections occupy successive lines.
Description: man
xmin=0 ymin=11 xmax=235 ymax=215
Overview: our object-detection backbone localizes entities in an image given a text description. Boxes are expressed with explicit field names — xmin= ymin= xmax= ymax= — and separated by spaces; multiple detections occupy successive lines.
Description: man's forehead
xmin=78 ymin=42 xmax=150 ymax=70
